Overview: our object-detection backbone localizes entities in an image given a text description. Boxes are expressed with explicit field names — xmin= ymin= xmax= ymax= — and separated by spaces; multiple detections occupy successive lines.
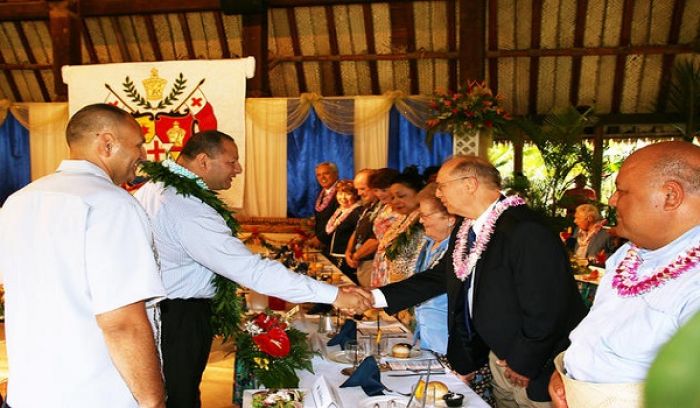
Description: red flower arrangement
xmin=426 ymin=81 xmax=511 ymax=135
xmin=238 ymin=310 xmax=315 ymax=389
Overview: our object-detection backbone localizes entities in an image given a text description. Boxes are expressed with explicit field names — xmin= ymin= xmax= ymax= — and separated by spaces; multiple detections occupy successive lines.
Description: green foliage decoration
xmin=156 ymin=73 xmax=187 ymax=110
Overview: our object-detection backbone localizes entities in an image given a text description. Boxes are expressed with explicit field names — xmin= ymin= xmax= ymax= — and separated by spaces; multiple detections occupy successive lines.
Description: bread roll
xmin=390 ymin=343 xmax=412 ymax=358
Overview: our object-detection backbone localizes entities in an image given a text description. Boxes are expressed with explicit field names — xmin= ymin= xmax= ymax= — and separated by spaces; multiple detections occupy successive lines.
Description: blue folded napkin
xmin=340 ymin=356 xmax=385 ymax=396
xmin=326 ymin=319 xmax=356 ymax=350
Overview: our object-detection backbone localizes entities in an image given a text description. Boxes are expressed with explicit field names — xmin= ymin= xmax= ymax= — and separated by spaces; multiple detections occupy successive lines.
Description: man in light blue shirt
xmin=549 ymin=141 xmax=700 ymax=407
xmin=135 ymin=131 xmax=371 ymax=408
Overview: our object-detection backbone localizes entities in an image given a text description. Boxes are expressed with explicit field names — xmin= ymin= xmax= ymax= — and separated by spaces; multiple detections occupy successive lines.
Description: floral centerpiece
xmin=236 ymin=309 xmax=315 ymax=390
xmin=425 ymin=81 xmax=511 ymax=138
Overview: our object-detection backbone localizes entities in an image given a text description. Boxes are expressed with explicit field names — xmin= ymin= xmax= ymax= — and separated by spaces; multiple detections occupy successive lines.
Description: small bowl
xmin=442 ymin=392 xmax=465 ymax=407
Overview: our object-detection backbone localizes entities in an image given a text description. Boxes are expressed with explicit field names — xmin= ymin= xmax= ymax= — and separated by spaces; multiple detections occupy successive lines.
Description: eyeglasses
xmin=419 ymin=210 xmax=442 ymax=220
xmin=435 ymin=176 xmax=474 ymax=192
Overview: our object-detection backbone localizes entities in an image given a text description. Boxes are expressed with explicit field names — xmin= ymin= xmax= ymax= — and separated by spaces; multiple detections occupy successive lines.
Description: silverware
xmin=404 ymin=374 xmax=423 ymax=408
xmin=387 ymin=370 xmax=446 ymax=377
xmin=421 ymin=362 xmax=432 ymax=408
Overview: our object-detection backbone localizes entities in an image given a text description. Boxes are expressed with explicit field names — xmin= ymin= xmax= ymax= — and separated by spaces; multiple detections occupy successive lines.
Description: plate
xmin=242 ymin=388 xmax=309 ymax=408
xmin=358 ymin=395 xmax=411 ymax=408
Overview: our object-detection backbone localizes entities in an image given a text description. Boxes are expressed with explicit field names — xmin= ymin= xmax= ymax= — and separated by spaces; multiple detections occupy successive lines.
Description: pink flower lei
xmin=611 ymin=243 xmax=700 ymax=297
xmin=453 ymin=196 xmax=526 ymax=281
xmin=315 ymin=183 xmax=338 ymax=212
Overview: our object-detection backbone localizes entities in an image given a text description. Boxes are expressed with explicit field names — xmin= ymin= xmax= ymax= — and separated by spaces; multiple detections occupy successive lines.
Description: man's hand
xmin=549 ymin=369 xmax=569 ymax=408
xmin=332 ymin=285 xmax=373 ymax=314
xmin=496 ymin=359 xmax=530 ymax=388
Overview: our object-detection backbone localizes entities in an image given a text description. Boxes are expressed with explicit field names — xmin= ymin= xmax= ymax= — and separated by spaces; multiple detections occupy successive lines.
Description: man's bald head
xmin=637 ymin=141 xmax=700 ymax=194
xmin=66 ymin=104 xmax=137 ymax=147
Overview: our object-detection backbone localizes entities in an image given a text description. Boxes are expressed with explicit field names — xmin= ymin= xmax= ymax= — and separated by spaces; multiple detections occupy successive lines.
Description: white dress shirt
xmin=0 ymin=160 xmax=166 ymax=407
xmin=564 ymin=225 xmax=700 ymax=383
xmin=135 ymin=180 xmax=339 ymax=303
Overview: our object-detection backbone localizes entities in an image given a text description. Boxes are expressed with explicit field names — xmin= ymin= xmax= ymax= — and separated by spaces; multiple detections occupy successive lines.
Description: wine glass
xmin=340 ymin=339 xmax=366 ymax=375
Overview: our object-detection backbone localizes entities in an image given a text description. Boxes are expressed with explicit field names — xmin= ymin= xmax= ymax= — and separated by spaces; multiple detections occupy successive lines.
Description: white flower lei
xmin=453 ymin=196 xmax=526 ymax=281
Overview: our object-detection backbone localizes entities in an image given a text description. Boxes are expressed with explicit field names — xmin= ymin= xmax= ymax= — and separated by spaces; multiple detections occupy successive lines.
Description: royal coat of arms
xmin=104 ymin=68 xmax=218 ymax=161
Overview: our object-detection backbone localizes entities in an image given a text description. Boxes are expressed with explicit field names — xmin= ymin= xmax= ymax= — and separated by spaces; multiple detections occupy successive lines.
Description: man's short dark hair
xmin=367 ymin=168 xmax=400 ymax=189
xmin=180 ymin=130 xmax=235 ymax=159
xmin=65 ymin=103 xmax=133 ymax=147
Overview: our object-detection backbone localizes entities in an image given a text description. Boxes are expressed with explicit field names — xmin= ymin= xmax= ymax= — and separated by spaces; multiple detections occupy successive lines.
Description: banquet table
xmin=239 ymin=232 xmax=490 ymax=408
xmin=573 ymin=265 xmax=604 ymax=307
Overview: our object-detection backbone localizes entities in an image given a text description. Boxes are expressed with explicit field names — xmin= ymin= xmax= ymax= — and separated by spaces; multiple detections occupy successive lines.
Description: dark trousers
xmin=160 ymin=298 xmax=213 ymax=408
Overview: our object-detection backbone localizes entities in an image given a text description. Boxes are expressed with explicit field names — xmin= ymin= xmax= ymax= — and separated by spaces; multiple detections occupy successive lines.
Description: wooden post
xmin=513 ymin=131 xmax=524 ymax=175
xmin=49 ymin=0 xmax=81 ymax=101
xmin=459 ymin=0 xmax=486 ymax=82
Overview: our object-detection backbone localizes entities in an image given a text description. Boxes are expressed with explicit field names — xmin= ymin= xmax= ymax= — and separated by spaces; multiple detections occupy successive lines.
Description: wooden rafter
xmin=270 ymin=51 xmax=458 ymax=64
xmin=486 ymin=44 xmax=694 ymax=57
xmin=390 ymin=2 xmax=419 ymax=94
xmin=81 ymin=19 xmax=99 ymax=63
xmin=110 ymin=16 xmax=132 ymax=62
xmin=0 ymin=52 xmax=21 ymax=101
xmin=656 ymin=0 xmax=686 ymax=112
xmin=447 ymin=0 xmax=457 ymax=91
xmin=144 ymin=15 xmax=163 ymax=61
xmin=528 ymin=0 xmax=542 ymax=115
xmin=610 ymin=0 xmax=635 ymax=114
xmin=569 ymin=0 xmax=588 ymax=106
xmin=361 ymin=3 xmax=379 ymax=94
xmin=178 ymin=13 xmax=196 ymax=59
xmin=487 ymin=0 xmax=498 ymax=93
xmin=286 ymin=8 xmax=307 ymax=93
xmin=324 ymin=5 xmax=342 ymax=96
xmin=13 ymin=21 xmax=50 ymax=101
xmin=213 ymin=11 xmax=231 ymax=58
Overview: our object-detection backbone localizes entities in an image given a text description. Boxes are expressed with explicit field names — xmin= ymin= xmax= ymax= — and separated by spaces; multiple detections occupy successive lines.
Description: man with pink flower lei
xmin=549 ymin=141 xmax=700 ymax=408
xmin=367 ymin=155 xmax=587 ymax=408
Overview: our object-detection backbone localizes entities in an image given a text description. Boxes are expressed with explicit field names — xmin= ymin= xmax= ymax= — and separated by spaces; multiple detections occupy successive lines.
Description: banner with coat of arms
xmin=62 ymin=58 xmax=255 ymax=208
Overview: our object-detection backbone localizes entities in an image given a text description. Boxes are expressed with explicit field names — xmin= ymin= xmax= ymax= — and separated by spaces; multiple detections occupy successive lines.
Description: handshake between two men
xmin=331 ymin=285 xmax=375 ymax=316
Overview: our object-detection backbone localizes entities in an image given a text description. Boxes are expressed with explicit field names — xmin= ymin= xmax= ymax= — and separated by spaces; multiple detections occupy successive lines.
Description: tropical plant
xmin=658 ymin=59 xmax=700 ymax=142
xmin=512 ymin=106 xmax=597 ymax=216
xmin=645 ymin=311 xmax=700 ymax=407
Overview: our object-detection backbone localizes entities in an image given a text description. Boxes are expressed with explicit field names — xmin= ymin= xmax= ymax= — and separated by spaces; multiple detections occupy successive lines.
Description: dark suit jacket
xmin=380 ymin=205 xmax=588 ymax=401
xmin=313 ymin=191 xmax=339 ymax=250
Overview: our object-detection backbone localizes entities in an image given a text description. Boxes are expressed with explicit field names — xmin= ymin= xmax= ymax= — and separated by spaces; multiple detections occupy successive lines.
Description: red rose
xmin=253 ymin=327 xmax=291 ymax=357
xmin=485 ymin=120 xmax=493 ymax=128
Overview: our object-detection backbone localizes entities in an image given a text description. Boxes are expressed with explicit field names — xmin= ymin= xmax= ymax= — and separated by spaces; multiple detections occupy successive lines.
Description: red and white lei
xmin=314 ymin=183 xmax=338 ymax=212
xmin=453 ymin=196 xmax=526 ymax=281
xmin=611 ymin=242 xmax=700 ymax=297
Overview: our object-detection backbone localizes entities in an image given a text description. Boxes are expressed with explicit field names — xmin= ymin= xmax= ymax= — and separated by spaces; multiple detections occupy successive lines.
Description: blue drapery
xmin=0 ymin=114 xmax=30 ymax=205
xmin=387 ymin=106 xmax=453 ymax=173
xmin=287 ymin=107 xmax=354 ymax=218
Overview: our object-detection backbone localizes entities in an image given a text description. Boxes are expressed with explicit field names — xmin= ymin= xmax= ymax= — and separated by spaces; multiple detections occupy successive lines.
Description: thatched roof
xmin=1 ymin=0 xmax=698 ymax=122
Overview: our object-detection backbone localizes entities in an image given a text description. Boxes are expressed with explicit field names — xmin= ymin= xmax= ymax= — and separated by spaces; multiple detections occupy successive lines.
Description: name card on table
xmin=312 ymin=375 xmax=342 ymax=408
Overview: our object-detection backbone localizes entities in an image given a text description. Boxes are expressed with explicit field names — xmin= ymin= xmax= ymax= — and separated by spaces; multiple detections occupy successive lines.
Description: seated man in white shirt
xmin=549 ymin=141 xmax=700 ymax=407
xmin=0 ymin=103 xmax=166 ymax=408
xmin=134 ymin=130 xmax=371 ymax=408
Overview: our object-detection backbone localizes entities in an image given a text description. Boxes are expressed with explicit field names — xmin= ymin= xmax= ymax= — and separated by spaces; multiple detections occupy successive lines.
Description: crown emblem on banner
xmin=142 ymin=68 xmax=168 ymax=100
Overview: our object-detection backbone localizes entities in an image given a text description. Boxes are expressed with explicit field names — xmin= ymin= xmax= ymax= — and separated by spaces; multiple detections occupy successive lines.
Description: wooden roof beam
xmin=610 ymin=0 xmax=635 ymax=114
xmin=389 ymin=2 xmax=419 ymax=94
xmin=322 ymin=5 xmax=343 ymax=96
xmin=569 ymin=0 xmax=588 ymax=106
xmin=486 ymin=44 xmax=694 ymax=57
xmin=13 ymin=20 xmax=50 ymax=101
xmin=528 ymin=0 xmax=542 ymax=115
xmin=242 ymin=12 xmax=270 ymax=97
xmin=447 ymin=0 xmax=457 ymax=91
xmin=486 ymin=0 xmax=498 ymax=93
xmin=361 ymin=4 xmax=379 ymax=94
xmin=657 ymin=0 xmax=686 ymax=112
xmin=459 ymin=0 xmax=486 ymax=83
xmin=286 ymin=8 xmax=307 ymax=93
xmin=0 ymin=1 xmax=49 ymax=21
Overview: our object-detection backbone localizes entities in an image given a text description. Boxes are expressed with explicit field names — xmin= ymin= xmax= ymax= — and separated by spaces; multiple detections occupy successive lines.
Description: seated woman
xmin=569 ymin=204 xmax=613 ymax=261
xmin=325 ymin=180 xmax=363 ymax=284
xmin=371 ymin=167 xmax=425 ymax=287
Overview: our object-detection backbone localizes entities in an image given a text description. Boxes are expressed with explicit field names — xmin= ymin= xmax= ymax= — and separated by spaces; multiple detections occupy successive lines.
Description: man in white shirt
xmin=549 ymin=141 xmax=700 ymax=407
xmin=0 ymin=104 xmax=167 ymax=408
xmin=134 ymin=131 xmax=371 ymax=408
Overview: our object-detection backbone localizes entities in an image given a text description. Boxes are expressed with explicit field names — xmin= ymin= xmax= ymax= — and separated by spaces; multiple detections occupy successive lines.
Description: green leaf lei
xmin=139 ymin=160 xmax=244 ymax=341
xmin=385 ymin=221 xmax=423 ymax=261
